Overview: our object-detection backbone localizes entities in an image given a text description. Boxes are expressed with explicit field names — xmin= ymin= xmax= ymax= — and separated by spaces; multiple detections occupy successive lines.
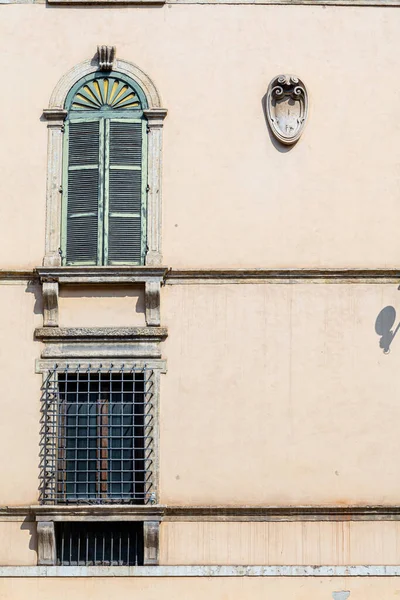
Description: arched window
xmin=42 ymin=53 xmax=167 ymax=272
xmin=62 ymin=72 xmax=148 ymax=266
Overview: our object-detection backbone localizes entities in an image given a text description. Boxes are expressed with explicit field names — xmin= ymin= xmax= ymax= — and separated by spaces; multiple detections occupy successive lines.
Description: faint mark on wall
xmin=375 ymin=306 xmax=400 ymax=353
xmin=332 ymin=592 xmax=350 ymax=600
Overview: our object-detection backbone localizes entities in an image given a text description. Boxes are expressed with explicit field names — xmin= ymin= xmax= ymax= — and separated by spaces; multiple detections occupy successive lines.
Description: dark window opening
xmin=55 ymin=521 xmax=144 ymax=566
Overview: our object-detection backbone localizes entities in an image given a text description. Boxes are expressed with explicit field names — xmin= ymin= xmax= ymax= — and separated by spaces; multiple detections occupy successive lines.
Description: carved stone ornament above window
xmin=42 ymin=57 xmax=167 ymax=270
xmin=266 ymin=75 xmax=308 ymax=146
xmin=98 ymin=45 xmax=116 ymax=71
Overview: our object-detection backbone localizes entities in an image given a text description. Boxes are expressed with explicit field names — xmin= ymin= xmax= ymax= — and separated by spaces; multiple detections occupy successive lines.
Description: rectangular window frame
xmin=39 ymin=361 xmax=161 ymax=506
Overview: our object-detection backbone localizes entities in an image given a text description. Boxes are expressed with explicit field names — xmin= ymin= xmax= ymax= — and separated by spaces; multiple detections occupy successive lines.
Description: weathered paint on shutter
xmin=104 ymin=119 xmax=147 ymax=265
xmin=61 ymin=119 xmax=104 ymax=265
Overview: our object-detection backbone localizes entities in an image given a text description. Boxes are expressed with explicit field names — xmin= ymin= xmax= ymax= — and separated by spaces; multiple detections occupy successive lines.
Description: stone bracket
xmin=42 ymin=279 xmax=59 ymax=327
xmin=97 ymin=45 xmax=116 ymax=71
xmin=37 ymin=521 xmax=56 ymax=566
xmin=145 ymin=281 xmax=161 ymax=326
xmin=143 ymin=520 xmax=160 ymax=565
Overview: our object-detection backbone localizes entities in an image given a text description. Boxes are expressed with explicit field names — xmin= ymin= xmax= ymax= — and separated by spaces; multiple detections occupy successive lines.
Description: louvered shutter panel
xmin=64 ymin=120 xmax=101 ymax=265
xmin=106 ymin=120 xmax=146 ymax=264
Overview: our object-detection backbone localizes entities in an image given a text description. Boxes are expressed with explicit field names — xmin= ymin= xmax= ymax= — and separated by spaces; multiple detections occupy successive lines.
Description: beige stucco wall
xmin=0 ymin=281 xmax=144 ymax=505
xmin=0 ymin=283 xmax=42 ymax=505
xmin=7 ymin=519 xmax=400 ymax=567
xmin=1 ymin=0 xmax=399 ymax=587
xmin=0 ymin=576 xmax=399 ymax=600
xmin=6 ymin=518 xmax=400 ymax=566
xmin=161 ymin=521 xmax=400 ymax=565
xmin=58 ymin=285 xmax=145 ymax=327
xmin=0 ymin=523 xmax=37 ymax=566
xmin=2 ymin=280 xmax=400 ymax=506
xmin=160 ymin=282 xmax=400 ymax=505
xmin=0 ymin=5 xmax=400 ymax=268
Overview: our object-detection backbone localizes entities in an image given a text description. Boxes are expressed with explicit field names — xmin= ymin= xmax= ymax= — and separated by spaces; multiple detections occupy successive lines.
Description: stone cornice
xmin=1 ymin=268 xmax=400 ymax=284
xmin=34 ymin=327 xmax=168 ymax=359
xmin=0 ymin=270 xmax=36 ymax=282
xmin=165 ymin=505 xmax=400 ymax=521
xmin=5 ymin=505 xmax=400 ymax=522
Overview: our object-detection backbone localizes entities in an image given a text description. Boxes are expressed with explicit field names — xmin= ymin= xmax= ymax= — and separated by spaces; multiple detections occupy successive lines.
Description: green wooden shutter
xmin=104 ymin=119 xmax=147 ymax=265
xmin=62 ymin=119 xmax=103 ymax=265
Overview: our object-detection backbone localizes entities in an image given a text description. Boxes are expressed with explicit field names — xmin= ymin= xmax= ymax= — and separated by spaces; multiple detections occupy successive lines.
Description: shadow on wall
xmin=20 ymin=519 xmax=37 ymax=553
xmin=375 ymin=306 xmax=400 ymax=354
xmin=25 ymin=282 xmax=43 ymax=316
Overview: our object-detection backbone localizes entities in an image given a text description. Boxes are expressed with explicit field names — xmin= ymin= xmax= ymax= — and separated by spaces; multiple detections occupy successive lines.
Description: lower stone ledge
xmin=0 ymin=566 xmax=399 ymax=577
xmin=33 ymin=504 xmax=166 ymax=522
xmin=34 ymin=326 xmax=168 ymax=359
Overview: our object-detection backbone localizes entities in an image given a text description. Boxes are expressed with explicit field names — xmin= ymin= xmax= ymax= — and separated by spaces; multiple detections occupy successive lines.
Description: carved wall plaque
xmin=266 ymin=75 xmax=308 ymax=145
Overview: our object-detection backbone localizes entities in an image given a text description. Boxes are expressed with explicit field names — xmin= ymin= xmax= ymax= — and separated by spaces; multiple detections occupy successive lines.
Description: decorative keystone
xmin=97 ymin=46 xmax=116 ymax=71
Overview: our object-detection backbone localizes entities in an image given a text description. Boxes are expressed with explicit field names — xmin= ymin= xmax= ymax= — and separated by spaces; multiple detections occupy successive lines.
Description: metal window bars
xmin=40 ymin=364 xmax=155 ymax=504
xmin=55 ymin=521 xmax=144 ymax=566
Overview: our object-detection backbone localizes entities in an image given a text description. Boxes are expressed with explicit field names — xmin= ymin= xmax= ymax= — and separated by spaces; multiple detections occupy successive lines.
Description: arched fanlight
xmin=70 ymin=75 xmax=143 ymax=111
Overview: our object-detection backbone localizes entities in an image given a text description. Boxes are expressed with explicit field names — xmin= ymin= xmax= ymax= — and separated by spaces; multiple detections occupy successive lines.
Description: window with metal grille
xmin=55 ymin=521 xmax=144 ymax=566
xmin=40 ymin=366 xmax=155 ymax=504
xmin=61 ymin=72 xmax=148 ymax=266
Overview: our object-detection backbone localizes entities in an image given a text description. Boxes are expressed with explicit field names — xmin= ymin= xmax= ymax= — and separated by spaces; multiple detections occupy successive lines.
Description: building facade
xmin=1 ymin=0 xmax=400 ymax=597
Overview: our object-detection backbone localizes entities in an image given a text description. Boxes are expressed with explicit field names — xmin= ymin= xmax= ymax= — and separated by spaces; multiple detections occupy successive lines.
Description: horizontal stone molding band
xmin=2 ymin=268 xmax=400 ymax=284
xmin=5 ymin=505 xmax=400 ymax=522
xmin=165 ymin=268 xmax=400 ymax=284
xmin=1 ymin=565 xmax=400 ymax=577
xmin=3 ymin=0 xmax=400 ymax=6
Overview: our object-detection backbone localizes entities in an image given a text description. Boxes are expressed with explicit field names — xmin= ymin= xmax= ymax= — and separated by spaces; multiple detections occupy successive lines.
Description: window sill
xmin=36 ymin=266 xmax=167 ymax=285
xmin=33 ymin=504 xmax=166 ymax=522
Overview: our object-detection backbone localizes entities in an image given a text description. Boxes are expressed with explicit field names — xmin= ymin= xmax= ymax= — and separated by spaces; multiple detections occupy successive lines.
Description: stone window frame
xmin=35 ymin=357 xmax=165 ymax=566
xmin=36 ymin=515 xmax=161 ymax=567
xmin=36 ymin=353 xmax=166 ymax=503
xmin=42 ymin=54 xmax=167 ymax=270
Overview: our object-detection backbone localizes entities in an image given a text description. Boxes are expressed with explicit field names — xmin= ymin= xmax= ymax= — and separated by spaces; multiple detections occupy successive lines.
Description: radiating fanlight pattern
xmin=71 ymin=77 xmax=142 ymax=111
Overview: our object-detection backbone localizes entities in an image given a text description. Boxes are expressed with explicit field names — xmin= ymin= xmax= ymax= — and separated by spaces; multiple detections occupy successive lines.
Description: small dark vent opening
xmin=55 ymin=521 xmax=144 ymax=566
